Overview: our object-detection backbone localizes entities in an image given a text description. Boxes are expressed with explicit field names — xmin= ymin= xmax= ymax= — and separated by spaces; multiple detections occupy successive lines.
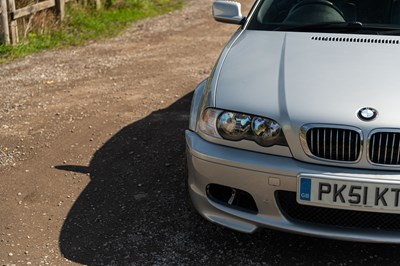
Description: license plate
xmin=297 ymin=174 xmax=400 ymax=213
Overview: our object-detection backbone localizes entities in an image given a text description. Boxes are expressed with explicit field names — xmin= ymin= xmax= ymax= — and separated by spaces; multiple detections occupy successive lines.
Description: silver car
xmin=186 ymin=0 xmax=400 ymax=243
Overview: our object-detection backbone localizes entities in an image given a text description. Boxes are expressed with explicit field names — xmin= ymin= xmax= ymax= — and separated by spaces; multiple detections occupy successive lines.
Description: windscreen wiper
xmin=274 ymin=21 xmax=364 ymax=32
xmin=274 ymin=22 xmax=400 ymax=35
xmin=375 ymin=28 xmax=400 ymax=36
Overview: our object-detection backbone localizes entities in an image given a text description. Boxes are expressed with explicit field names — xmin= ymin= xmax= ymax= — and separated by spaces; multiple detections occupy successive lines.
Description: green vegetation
xmin=0 ymin=0 xmax=183 ymax=62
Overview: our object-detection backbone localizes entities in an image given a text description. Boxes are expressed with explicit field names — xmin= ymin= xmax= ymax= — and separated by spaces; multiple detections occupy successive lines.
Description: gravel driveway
xmin=1 ymin=0 xmax=400 ymax=265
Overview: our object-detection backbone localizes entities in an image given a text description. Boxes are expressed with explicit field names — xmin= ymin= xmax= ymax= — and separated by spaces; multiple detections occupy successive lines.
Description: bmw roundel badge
xmin=358 ymin=107 xmax=378 ymax=121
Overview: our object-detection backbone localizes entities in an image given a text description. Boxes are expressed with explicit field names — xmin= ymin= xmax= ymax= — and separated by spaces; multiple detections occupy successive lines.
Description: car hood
xmin=216 ymin=30 xmax=400 ymax=132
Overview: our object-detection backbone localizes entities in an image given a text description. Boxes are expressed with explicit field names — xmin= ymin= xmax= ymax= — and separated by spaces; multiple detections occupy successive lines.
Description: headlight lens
xmin=198 ymin=108 xmax=223 ymax=138
xmin=198 ymin=108 xmax=287 ymax=147
xmin=217 ymin=112 xmax=252 ymax=140
xmin=252 ymin=117 xmax=282 ymax=146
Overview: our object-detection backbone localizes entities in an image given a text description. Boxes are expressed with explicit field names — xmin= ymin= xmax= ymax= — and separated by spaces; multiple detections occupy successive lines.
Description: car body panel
xmin=215 ymin=30 xmax=400 ymax=169
xmin=186 ymin=130 xmax=400 ymax=243
xmin=186 ymin=0 xmax=400 ymax=243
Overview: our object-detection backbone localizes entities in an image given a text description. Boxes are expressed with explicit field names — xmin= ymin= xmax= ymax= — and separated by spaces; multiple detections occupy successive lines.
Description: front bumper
xmin=185 ymin=130 xmax=400 ymax=243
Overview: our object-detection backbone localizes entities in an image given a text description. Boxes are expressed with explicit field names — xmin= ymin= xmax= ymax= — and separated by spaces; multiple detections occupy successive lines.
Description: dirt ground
xmin=0 ymin=0 xmax=245 ymax=263
xmin=1 ymin=0 xmax=400 ymax=265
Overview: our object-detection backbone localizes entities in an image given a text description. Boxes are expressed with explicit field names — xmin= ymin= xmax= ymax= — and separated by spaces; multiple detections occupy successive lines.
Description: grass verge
xmin=0 ymin=0 xmax=183 ymax=63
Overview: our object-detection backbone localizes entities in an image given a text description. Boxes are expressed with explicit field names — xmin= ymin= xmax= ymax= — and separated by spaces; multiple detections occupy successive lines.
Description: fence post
xmin=7 ymin=0 xmax=17 ymax=45
xmin=95 ymin=0 xmax=101 ymax=10
xmin=0 ymin=0 xmax=10 ymax=45
xmin=55 ymin=0 xmax=65 ymax=21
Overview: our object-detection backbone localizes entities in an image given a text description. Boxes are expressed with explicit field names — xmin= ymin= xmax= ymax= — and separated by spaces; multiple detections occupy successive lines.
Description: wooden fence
xmin=0 ymin=0 xmax=101 ymax=45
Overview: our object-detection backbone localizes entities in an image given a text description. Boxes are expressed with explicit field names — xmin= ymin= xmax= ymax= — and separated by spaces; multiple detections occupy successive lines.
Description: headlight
xmin=198 ymin=108 xmax=223 ymax=138
xmin=198 ymin=108 xmax=287 ymax=147
xmin=217 ymin=112 xmax=252 ymax=140
xmin=252 ymin=117 xmax=282 ymax=147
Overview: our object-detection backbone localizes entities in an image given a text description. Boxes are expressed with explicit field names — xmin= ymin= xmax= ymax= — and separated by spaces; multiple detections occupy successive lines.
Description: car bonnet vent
xmin=311 ymin=36 xmax=400 ymax=44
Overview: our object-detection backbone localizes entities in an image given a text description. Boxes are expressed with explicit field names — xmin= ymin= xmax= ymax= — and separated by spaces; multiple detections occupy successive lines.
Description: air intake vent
xmin=311 ymin=36 xmax=400 ymax=44
xmin=300 ymin=125 xmax=362 ymax=162
xmin=276 ymin=191 xmax=400 ymax=231
xmin=369 ymin=131 xmax=400 ymax=165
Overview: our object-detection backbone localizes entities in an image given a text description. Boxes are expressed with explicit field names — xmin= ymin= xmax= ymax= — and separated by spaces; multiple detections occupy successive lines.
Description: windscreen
xmin=248 ymin=0 xmax=400 ymax=31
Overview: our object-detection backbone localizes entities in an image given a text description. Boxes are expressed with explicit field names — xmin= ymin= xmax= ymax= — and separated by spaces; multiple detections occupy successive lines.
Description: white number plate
xmin=297 ymin=174 xmax=400 ymax=213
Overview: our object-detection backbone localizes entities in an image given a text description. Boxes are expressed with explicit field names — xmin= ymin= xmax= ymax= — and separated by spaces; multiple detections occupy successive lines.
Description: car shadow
xmin=58 ymin=93 xmax=400 ymax=265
